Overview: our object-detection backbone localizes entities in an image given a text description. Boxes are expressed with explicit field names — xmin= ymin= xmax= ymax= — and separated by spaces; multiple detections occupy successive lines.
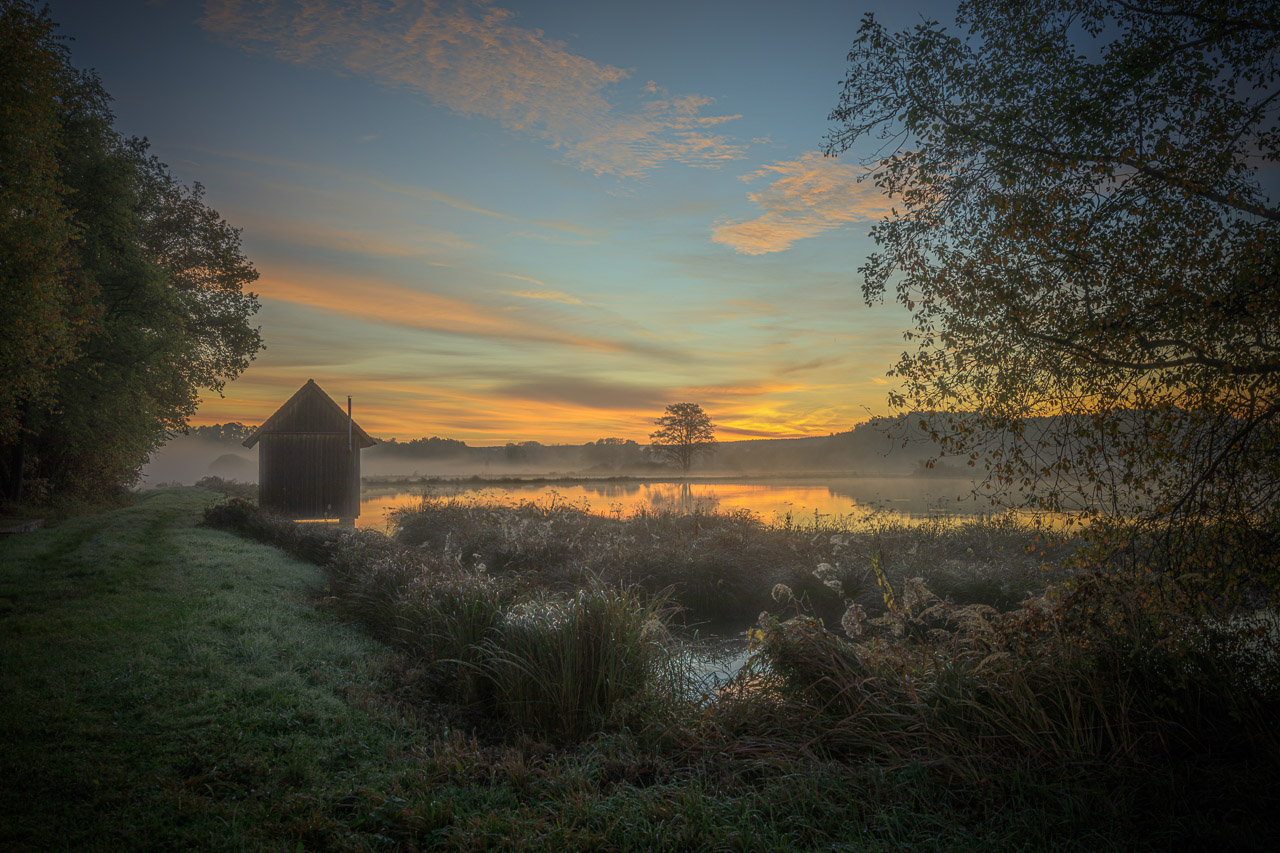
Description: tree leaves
xmin=827 ymin=0 xmax=1279 ymax=578
xmin=1 ymin=0 xmax=264 ymax=501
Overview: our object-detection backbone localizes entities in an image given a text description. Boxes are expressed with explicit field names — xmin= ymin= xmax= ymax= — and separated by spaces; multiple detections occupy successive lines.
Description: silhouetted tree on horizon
xmin=649 ymin=403 xmax=718 ymax=472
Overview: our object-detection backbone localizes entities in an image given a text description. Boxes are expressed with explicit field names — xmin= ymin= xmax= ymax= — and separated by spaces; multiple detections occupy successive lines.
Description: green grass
xmin=0 ymin=488 xmax=434 ymax=850
xmin=5 ymin=488 xmax=1277 ymax=850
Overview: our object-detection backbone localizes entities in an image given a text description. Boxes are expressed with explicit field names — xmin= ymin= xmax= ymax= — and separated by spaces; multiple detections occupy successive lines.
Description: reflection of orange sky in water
xmin=353 ymin=478 xmax=1077 ymax=531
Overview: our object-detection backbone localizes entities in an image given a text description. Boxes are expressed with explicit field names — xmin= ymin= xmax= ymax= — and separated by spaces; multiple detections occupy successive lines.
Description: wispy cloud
xmin=202 ymin=0 xmax=745 ymax=178
xmin=680 ymin=380 xmax=803 ymax=400
xmin=239 ymin=215 xmax=475 ymax=257
xmin=262 ymin=267 xmax=673 ymax=358
xmin=368 ymin=178 xmax=598 ymax=236
xmin=199 ymin=146 xmax=598 ymax=237
xmin=494 ymin=271 xmax=591 ymax=307
xmin=503 ymin=288 xmax=587 ymax=306
xmin=509 ymin=230 xmax=598 ymax=246
xmin=492 ymin=376 xmax=665 ymax=411
xmin=712 ymin=152 xmax=893 ymax=254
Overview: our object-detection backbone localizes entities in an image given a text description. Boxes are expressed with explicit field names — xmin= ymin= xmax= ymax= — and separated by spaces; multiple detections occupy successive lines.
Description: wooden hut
xmin=243 ymin=379 xmax=376 ymax=524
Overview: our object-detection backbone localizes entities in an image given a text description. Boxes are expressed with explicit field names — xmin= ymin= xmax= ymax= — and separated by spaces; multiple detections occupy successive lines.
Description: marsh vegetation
xmin=196 ymin=489 xmax=1280 ymax=847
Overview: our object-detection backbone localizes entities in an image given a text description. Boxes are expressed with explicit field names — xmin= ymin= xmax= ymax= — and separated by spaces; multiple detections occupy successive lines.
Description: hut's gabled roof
xmin=242 ymin=379 xmax=378 ymax=448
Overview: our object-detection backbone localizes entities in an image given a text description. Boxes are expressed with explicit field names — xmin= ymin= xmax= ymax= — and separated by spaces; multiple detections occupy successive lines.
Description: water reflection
xmin=354 ymin=476 xmax=1037 ymax=531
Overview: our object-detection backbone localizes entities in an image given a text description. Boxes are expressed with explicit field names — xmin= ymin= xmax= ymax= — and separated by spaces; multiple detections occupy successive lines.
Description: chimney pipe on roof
xmin=348 ymin=396 xmax=353 ymax=453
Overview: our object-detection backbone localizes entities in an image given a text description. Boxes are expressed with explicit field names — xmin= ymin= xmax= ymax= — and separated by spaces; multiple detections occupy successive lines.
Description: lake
xmin=353 ymin=475 xmax=1053 ymax=531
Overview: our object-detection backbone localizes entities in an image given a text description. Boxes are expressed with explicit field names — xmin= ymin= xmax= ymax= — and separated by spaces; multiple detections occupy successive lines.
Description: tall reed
xmin=471 ymin=583 xmax=680 ymax=740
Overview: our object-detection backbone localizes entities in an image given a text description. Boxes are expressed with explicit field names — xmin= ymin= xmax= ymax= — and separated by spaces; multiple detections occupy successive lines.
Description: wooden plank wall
xmin=258 ymin=434 xmax=360 ymax=519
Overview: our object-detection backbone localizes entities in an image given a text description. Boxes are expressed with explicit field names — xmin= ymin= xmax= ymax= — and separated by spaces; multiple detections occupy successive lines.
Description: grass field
xmin=2 ymin=488 xmax=1276 ymax=850
xmin=0 ymin=489 xmax=441 ymax=850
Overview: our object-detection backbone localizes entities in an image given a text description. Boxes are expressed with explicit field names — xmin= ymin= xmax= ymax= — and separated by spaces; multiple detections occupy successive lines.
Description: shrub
xmin=193 ymin=475 xmax=258 ymax=502
xmin=735 ymin=561 xmax=1280 ymax=783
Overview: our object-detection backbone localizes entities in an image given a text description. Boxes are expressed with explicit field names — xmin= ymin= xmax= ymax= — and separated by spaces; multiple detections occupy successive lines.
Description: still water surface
xmin=354 ymin=476 xmax=1025 ymax=531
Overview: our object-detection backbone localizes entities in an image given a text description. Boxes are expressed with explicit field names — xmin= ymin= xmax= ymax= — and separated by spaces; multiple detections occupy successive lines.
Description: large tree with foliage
xmin=0 ymin=0 xmax=263 ymax=501
xmin=649 ymin=403 xmax=718 ymax=472
xmin=826 ymin=0 xmax=1279 ymax=582
xmin=0 ymin=0 xmax=99 ymax=500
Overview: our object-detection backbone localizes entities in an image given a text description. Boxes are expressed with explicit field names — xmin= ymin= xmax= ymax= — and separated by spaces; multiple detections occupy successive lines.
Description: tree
xmin=583 ymin=437 xmax=643 ymax=470
xmin=826 ymin=0 xmax=1279 ymax=582
xmin=649 ymin=403 xmax=718 ymax=472
xmin=0 ymin=0 xmax=98 ymax=500
xmin=0 ymin=0 xmax=263 ymax=501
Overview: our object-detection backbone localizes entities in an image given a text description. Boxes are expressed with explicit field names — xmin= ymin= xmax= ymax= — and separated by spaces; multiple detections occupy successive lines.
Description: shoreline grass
xmin=386 ymin=492 xmax=1070 ymax=629
xmin=360 ymin=470 xmax=938 ymax=488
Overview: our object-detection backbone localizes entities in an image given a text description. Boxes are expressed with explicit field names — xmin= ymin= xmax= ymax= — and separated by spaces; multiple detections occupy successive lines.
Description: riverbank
xmin=3 ymin=488 xmax=1275 ymax=850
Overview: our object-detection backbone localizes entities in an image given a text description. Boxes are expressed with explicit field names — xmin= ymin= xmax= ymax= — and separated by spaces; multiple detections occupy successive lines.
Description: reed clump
xmin=389 ymin=493 xmax=1062 ymax=625
xmin=205 ymin=499 xmax=684 ymax=742
xmin=718 ymin=552 xmax=1280 ymax=790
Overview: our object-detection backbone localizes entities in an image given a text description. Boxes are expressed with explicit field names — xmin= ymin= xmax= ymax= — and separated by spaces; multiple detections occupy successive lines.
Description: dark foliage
xmin=0 ymin=0 xmax=262 ymax=505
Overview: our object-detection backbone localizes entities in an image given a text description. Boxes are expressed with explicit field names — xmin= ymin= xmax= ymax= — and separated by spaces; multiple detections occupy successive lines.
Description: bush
xmin=734 ymin=562 xmax=1280 ymax=782
xmin=193 ymin=475 xmax=258 ymax=502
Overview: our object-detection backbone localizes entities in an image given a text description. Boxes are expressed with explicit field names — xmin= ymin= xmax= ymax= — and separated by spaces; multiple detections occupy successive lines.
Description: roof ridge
xmin=241 ymin=380 xmax=378 ymax=448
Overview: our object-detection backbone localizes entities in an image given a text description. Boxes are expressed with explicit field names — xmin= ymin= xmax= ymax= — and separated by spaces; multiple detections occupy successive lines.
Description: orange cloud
xmin=712 ymin=152 xmax=894 ymax=254
xmin=260 ymin=268 xmax=666 ymax=357
xmin=202 ymin=0 xmax=745 ymax=178
xmin=194 ymin=360 xmax=879 ymax=443
xmin=347 ymin=383 xmax=664 ymax=443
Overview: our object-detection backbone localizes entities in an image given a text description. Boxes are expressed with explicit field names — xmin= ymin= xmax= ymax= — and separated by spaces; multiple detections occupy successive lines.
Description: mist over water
xmin=143 ymin=426 xmax=1079 ymax=530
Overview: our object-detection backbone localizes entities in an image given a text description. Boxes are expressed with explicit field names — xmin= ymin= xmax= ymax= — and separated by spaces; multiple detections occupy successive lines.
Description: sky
xmin=43 ymin=0 xmax=953 ymax=445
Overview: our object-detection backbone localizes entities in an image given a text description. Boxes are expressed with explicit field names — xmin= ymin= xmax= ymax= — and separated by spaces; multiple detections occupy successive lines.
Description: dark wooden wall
xmin=258 ymin=434 xmax=360 ymax=519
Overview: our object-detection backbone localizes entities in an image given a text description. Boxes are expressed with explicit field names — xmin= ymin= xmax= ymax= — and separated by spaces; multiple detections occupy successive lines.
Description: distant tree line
xmin=1 ymin=1 xmax=263 ymax=504
xmin=188 ymin=423 xmax=258 ymax=444
xmin=188 ymin=417 xmax=945 ymax=476
xmin=373 ymin=435 xmax=470 ymax=459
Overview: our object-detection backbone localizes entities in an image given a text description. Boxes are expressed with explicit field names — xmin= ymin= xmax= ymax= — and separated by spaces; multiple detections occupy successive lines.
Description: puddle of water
xmin=685 ymin=640 xmax=753 ymax=694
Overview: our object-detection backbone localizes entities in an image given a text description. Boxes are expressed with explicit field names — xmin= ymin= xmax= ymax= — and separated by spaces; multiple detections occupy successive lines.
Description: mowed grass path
xmin=0 ymin=488 xmax=431 ymax=851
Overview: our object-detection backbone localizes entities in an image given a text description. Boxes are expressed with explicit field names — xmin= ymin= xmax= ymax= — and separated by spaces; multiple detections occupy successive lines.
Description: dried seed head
xmin=841 ymin=603 xmax=867 ymax=638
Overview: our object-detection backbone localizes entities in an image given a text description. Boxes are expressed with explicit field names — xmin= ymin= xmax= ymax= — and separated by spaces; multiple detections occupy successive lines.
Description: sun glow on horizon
xmin=189 ymin=384 xmax=875 ymax=445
